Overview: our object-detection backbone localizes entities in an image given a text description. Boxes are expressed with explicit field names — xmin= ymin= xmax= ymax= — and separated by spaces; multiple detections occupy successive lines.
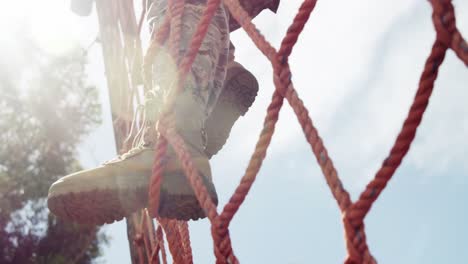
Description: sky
xmin=1 ymin=0 xmax=467 ymax=263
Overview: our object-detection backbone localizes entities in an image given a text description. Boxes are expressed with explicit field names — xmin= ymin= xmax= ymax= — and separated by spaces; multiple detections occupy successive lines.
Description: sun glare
xmin=0 ymin=0 xmax=81 ymax=56
xmin=31 ymin=0 xmax=82 ymax=55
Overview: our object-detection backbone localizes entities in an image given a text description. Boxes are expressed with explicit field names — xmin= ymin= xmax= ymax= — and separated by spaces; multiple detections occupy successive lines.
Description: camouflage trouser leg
xmin=148 ymin=1 xmax=230 ymax=120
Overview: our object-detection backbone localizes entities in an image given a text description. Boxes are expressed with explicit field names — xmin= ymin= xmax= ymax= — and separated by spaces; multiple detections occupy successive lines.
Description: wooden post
xmin=94 ymin=0 xmax=147 ymax=263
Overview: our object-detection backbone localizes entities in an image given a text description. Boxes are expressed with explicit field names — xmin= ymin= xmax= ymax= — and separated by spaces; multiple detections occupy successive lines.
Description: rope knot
xmin=430 ymin=0 xmax=456 ymax=47
xmin=272 ymin=57 xmax=292 ymax=98
xmin=342 ymin=209 xmax=364 ymax=264
xmin=342 ymin=205 xmax=380 ymax=264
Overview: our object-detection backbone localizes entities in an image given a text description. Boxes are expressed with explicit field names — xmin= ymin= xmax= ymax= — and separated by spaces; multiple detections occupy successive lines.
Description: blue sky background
xmin=1 ymin=0 xmax=467 ymax=263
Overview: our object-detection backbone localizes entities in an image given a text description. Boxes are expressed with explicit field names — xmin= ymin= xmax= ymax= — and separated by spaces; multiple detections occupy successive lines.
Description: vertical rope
xmin=157 ymin=225 xmax=168 ymax=264
xmin=159 ymin=218 xmax=186 ymax=264
xmin=145 ymin=209 xmax=157 ymax=250
xmin=178 ymin=221 xmax=193 ymax=264
xmin=139 ymin=213 xmax=154 ymax=262
xmin=151 ymin=224 xmax=168 ymax=264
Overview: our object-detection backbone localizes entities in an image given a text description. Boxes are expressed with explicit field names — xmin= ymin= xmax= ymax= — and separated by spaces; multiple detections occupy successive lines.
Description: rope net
xmin=118 ymin=0 xmax=468 ymax=263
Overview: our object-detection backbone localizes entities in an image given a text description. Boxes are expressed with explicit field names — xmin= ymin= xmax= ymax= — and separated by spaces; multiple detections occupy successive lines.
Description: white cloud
xmin=224 ymin=0 xmax=468 ymax=193
xmin=228 ymin=0 xmax=422 ymax=155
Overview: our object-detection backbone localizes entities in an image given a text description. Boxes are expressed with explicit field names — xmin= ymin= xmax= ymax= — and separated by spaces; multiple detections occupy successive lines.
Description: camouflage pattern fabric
xmin=146 ymin=0 xmax=280 ymax=120
xmin=147 ymin=0 xmax=230 ymax=118
xmin=147 ymin=0 xmax=280 ymax=32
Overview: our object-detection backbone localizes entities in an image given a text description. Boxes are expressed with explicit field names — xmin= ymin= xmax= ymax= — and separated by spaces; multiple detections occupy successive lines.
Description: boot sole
xmin=47 ymin=186 xmax=148 ymax=226
xmin=47 ymin=172 xmax=217 ymax=225
xmin=204 ymin=64 xmax=259 ymax=158
xmin=221 ymin=64 xmax=259 ymax=115
xmin=158 ymin=171 xmax=218 ymax=221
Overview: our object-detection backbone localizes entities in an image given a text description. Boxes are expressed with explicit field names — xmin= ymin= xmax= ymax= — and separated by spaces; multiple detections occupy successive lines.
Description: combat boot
xmin=47 ymin=62 xmax=258 ymax=224
xmin=204 ymin=61 xmax=259 ymax=158
xmin=156 ymin=90 xmax=218 ymax=221
xmin=47 ymin=92 xmax=161 ymax=225
xmin=158 ymin=61 xmax=259 ymax=220
xmin=47 ymin=89 xmax=217 ymax=223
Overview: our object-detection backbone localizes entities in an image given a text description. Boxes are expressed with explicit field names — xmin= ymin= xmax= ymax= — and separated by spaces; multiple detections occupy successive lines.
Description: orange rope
xmin=150 ymin=224 xmax=168 ymax=264
xmin=157 ymin=225 xmax=168 ymax=264
xmin=159 ymin=218 xmax=188 ymax=264
xmin=430 ymin=0 xmax=467 ymax=65
xmin=145 ymin=210 xmax=157 ymax=252
xmin=135 ymin=0 xmax=468 ymax=263
xmin=140 ymin=212 xmax=153 ymax=262
xmin=178 ymin=221 xmax=193 ymax=263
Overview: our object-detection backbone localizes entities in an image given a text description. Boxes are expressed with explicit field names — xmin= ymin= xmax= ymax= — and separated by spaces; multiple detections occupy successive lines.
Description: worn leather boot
xmin=47 ymin=92 xmax=161 ymax=225
xmin=156 ymin=89 xmax=217 ymax=221
xmin=47 ymin=62 xmax=258 ymax=225
xmin=47 ymin=145 xmax=154 ymax=225
xmin=204 ymin=61 xmax=259 ymax=158
xmin=158 ymin=62 xmax=259 ymax=219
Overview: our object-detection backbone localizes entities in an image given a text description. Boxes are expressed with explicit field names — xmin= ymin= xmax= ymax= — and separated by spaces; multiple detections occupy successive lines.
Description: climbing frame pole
xmin=94 ymin=0 xmax=149 ymax=263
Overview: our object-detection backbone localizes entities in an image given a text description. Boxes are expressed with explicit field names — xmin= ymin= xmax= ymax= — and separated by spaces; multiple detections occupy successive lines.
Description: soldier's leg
xmin=153 ymin=2 xmax=230 ymax=220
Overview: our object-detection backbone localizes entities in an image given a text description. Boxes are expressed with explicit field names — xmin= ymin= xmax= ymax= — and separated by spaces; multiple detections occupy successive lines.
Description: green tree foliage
xmin=0 ymin=43 xmax=107 ymax=263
